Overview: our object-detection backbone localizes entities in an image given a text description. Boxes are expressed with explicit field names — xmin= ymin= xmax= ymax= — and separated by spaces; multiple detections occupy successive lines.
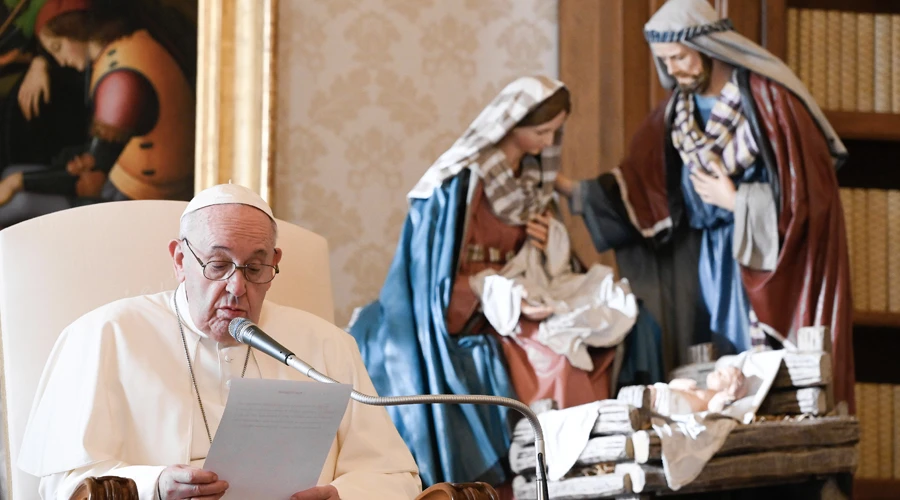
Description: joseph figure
xmin=555 ymin=0 xmax=854 ymax=411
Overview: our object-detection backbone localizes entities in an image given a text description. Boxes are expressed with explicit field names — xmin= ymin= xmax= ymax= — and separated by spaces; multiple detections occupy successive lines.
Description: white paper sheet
xmin=204 ymin=379 xmax=352 ymax=498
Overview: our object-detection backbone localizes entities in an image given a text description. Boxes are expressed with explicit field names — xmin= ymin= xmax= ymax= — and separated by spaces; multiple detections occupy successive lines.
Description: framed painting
xmin=0 ymin=0 xmax=276 ymax=231
xmin=196 ymin=0 xmax=277 ymax=204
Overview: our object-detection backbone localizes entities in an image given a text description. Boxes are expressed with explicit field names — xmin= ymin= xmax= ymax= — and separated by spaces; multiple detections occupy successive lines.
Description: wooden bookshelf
xmin=788 ymin=0 xmax=900 ymax=14
xmin=854 ymin=478 xmax=900 ymax=499
xmin=825 ymin=111 xmax=900 ymax=142
xmin=854 ymin=311 xmax=900 ymax=328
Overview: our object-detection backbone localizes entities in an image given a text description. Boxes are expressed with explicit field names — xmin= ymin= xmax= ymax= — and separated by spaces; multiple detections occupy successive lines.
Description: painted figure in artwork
xmin=0 ymin=0 xmax=196 ymax=229
xmin=555 ymin=0 xmax=855 ymax=412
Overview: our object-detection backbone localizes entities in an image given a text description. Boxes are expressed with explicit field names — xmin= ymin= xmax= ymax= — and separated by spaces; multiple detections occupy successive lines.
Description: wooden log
xmin=717 ymin=417 xmax=859 ymax=456
xmin=510 ymin=435 xmax=633 ymax=474
xmin=630 ymin=417 xmax=859 ymax=464
xmin=512 ymin=401 xmax=649 ymax=445
xmin=656 ymin=445 xmax=857 ymax=495
xmin=614 ymin=463 xmax=667 ymax=493
xmin=671 ymin=352 xmax=832 ymax=391
xmin=617 ymin=385 xmax=651 ymax=409
xmin=797 ymin=326 xmax=831 ymax=353
xmin=630 ymin=430 xmax=661 ymax=464
xmin=512 ymin=473 xmax=632 ymax=500
xmin=760 ymin=387 xmax=830 ymax=416
xmin=774 ymin=352 xmax=832 ymax=388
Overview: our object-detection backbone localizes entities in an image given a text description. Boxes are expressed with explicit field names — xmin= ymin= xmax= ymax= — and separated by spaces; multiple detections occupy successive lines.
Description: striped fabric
xmin=478 ymin=147 xmax=557 ymax=226
xmin=644 ymin=18 xmax=734 ymax=44
xmin=670 ymin=77 xmax=759 ymax=177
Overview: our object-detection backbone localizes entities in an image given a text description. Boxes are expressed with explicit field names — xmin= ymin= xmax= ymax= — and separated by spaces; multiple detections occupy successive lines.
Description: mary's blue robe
xmin=350 ymin=171 xmax=664 ymax=487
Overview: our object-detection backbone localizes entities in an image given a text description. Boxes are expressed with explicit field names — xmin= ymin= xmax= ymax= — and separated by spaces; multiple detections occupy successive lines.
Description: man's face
xmin=651 ymin=42 xmax=712 ymax=93
xmin=170 ymin=204 xmax=282 ymax=345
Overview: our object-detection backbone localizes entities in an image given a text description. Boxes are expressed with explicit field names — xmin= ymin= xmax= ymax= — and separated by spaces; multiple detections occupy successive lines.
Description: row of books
xmin=856 ymin=383 xmax=900 ymax=479
xmin=787 ymin=8 xmax=900 ymax=113
xmin=839 ymin=188 xmax=900 ymax=313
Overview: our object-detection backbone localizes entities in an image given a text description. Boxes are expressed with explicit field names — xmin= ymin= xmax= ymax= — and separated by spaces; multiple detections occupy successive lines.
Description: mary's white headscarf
xmin=407 ymin=75 xmax=566 ymax=200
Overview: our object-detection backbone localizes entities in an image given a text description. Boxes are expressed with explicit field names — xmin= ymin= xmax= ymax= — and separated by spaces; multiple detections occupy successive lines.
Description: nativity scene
xmin=0 ymin=0 xmax=882 ymax=499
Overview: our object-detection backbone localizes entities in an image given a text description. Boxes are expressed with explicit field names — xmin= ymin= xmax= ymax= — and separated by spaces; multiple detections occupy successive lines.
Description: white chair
xmin=0 ymin=200 xmax=334 ymax=499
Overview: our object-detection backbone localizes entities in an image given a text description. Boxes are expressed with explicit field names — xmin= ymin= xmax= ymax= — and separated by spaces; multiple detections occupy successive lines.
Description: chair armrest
xmin=68 ymin=476 xmax=139 ymax=500
xmin=416 ymin=482 xmax=499 ymax=500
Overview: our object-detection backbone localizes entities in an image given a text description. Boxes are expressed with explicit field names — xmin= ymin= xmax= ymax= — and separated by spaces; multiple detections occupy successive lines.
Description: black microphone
xmin=228 ymin=317 xmax=551 ymax=500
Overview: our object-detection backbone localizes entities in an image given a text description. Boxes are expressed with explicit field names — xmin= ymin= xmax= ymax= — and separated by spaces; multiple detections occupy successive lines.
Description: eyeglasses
xmin=182 ymin=238 xmax=279 ymax=284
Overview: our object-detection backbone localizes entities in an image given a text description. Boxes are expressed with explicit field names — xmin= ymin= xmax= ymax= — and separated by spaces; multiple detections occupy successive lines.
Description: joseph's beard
xmin=676 ymin=71 xmax=711 ymax=93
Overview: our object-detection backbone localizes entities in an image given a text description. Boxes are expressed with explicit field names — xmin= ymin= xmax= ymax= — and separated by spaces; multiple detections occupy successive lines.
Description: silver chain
xmin=174 ymin=296 xmax=251 ymax=444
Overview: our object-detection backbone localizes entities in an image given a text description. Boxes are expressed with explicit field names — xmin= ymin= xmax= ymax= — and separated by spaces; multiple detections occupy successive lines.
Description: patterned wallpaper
xmin=274 ymin=0 xmax=559 ymax=325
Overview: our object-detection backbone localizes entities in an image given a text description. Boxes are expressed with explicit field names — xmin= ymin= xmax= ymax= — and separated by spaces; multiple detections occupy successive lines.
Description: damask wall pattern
xmin=274 ymin=0 xmax=559 ymax=325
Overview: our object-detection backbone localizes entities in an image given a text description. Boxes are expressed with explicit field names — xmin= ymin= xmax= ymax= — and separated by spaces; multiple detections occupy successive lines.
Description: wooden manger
xmin=509 ymin=329 xmax=860 ymax=499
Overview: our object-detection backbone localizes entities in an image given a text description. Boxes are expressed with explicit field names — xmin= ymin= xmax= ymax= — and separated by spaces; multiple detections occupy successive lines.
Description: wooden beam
xmin=763 ymin=0 xmax=788 ymax=60
xmin=558 ymin=0 xmax=610 ymax=271
xmin=512 ymin=401 xmax=649 ymax=445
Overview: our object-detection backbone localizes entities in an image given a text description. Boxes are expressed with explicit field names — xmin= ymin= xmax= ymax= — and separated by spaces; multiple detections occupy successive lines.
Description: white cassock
xmin=18 ymin=284 xmax=422 ymax=500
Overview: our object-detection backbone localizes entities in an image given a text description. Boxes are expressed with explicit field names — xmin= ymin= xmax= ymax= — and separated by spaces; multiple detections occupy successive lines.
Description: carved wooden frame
xmin=196 ymin=0 xmax=278 ymax=204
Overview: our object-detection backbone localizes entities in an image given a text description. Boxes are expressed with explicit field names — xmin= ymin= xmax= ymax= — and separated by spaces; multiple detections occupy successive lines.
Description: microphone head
xmin=229 ymin=317 xmax=254 ymax=344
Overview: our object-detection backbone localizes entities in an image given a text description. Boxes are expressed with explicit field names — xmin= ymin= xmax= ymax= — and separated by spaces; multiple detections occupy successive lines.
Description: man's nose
xmin=226 ymin=268 xmax=247 ymax=296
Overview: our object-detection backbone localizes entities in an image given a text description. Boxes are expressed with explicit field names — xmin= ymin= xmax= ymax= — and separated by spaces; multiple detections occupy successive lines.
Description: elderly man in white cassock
xmin=17 ymin=184 xmax=422 ymax=500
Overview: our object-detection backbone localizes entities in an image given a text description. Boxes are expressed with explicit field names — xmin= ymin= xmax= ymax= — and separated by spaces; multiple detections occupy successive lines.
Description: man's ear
xmin=169 ymin=239 xmax=186 ymax=282
xmin=273 ymin=247 xmax=283 ymax=267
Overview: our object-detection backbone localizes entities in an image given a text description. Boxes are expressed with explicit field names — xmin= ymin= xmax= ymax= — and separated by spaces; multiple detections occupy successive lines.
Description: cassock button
xmin=224 ymin=355 xmax=232 ymax=363
xmin=226 ymin=380 xmax=232 ymax=388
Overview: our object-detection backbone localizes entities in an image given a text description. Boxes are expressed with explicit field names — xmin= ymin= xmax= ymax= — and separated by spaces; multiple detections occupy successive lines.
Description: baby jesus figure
xmin=649 ymin=366 xmax=748 ymax=415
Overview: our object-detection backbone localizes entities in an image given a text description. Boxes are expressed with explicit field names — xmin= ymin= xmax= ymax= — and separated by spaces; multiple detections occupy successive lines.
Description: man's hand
xmin=157 ymin=464 xmax=228 ymax=500
xmin=554 ymin=172 xmax=575 ymax=198
xmin=18 ymin=55 xmax=49 ymax=121
xmin=67 ymin=153 xmax=96 ymax=175
xmin=526 ymin=212 xmax=551 ymax=251
xmin=291 ymin=485 xmax=340 ymax=500
xmin=689 ymin=162 xmax=736 ymax=211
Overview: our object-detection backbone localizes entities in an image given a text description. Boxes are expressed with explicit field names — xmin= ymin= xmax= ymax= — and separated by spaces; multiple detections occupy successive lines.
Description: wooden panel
xmin=854 ymin=478 xmax=900 ymax=500
xmin=559 ymin=0 xmax=607 ymax=270
xmin=826 ymin=111 xmax=900 ymax=141
xmin=560 ymin=0 xmax=655 ymax=271
xmin=854 ymin=311 xmax=900 ymax=328
xmin=788 ymin=0 xmax=900 ymax=14
xmin=648 ymin=0 xmax=670 ymax=107
xmin=717 ymin=0 xmax=763 ymax=43
xmin=763 ymin=0 xmax=789 ymax=60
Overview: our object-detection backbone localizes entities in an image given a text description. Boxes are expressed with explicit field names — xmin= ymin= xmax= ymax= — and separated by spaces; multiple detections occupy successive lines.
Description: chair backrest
xmin=0 ymin=200 xmax=334 ymax=499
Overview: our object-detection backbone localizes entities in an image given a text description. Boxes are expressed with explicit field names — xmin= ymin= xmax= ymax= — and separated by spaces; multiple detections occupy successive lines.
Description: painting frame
xmin=196 ymin=0 xmax=278 ymax=205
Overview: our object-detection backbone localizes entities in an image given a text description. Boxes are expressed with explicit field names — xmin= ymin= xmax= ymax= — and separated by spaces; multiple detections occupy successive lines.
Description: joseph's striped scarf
xmin=670 ymin=77 xmax=759 ymax=177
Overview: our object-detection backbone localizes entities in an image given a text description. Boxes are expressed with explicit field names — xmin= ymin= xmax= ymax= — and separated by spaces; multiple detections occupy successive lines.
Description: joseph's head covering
xmin=181 ymin=183 xmax=275 ymax=221
xmin=644 ymin=0 xmax=846 ymax=166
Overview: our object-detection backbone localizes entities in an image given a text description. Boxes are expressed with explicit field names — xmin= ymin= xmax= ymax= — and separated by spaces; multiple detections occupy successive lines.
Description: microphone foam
xmin=229 ymin=317 xmax=253 ymax=343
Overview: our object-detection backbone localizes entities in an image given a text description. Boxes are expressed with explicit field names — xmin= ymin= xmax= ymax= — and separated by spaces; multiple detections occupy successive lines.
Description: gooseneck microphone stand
xmin=229 ymin=317 xmax=550 ymax=500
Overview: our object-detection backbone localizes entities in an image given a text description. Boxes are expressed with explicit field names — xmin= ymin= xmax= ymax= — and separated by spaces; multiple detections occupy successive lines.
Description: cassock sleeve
xmin=568 ymin=175 xmax=640 ymax=252
xmin=39 ymin=461 xmax=164 ymax=500
xmin=326 ymin=333 xmax=422 ymax=499
xmin=732 ymin=182 xmax=778 ymax=271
